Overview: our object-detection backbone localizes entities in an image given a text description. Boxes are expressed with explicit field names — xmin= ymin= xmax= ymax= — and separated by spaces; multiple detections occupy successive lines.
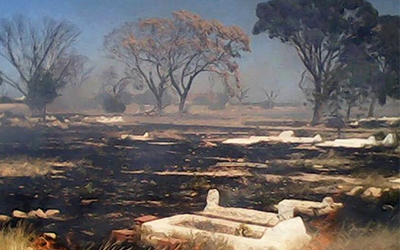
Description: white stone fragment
xmin=279 ymin=130 xmax=295 ymax=138
xmin=276 ymin=197 xmax=343 ymax=217
xmin=121 ymin=132 xmax=152 ymax=141
xmin=382 ymin=133 xmax=397 ymax=147
xmin=96 ymin=116 xmax=124 ymax=123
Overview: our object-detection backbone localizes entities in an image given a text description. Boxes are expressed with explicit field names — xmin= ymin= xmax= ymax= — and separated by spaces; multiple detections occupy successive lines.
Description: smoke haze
xmin=0 ymin=0 xmax=398 ymax=102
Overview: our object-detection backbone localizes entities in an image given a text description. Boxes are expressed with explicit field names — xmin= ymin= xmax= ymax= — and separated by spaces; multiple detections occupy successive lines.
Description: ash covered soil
xmin=0 ymin=119 xmax=399 ymax=247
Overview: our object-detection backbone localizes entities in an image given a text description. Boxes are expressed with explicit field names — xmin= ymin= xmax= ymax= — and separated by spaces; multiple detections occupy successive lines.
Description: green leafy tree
xmin=367 ymin=15 xmax=400 ymax=117
xmin=329 ymin=44 xmax=378 ymax=121
xmin=253 ymin=0 xmax=379 ymax=125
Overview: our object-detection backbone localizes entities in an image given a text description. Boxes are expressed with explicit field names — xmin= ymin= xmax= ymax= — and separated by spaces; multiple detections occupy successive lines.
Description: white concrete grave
xmin=120 ymin=132 xmax=152 ymax=141
xmin=222 ymin=130 xmax=323 ymax=146
xmin=140 ymin=189 xmax=311 ymax=250
xmin=276 ymin=197 xmax=343 ymax=217
xmin=316 ymin=136 xmax=378 ymax=148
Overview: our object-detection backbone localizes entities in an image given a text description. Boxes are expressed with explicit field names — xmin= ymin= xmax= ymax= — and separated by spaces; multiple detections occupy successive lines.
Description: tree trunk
xmin=367 ymin=95 xmax=376 ymax=118
xmin=155 ymin=97 xmax=163 ymax=116
xmin=310 ymin=99 xmax=324 ymax=126
xmin=178 ymin=93 xmax=188 ymax=115
xmin=41 ymin=106 xmax=47 ymax=122
xmin=345 ymin=104 xmax=352 ymax=123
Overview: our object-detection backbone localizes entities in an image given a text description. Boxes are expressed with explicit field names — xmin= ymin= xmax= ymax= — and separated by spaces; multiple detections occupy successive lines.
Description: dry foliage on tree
xmin=104 ymin=10 xmax=250 ymax=115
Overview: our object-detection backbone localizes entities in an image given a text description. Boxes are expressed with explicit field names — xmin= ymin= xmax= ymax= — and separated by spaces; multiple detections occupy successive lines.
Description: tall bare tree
xmin=0 ymin=16 xmax=82 ymax=115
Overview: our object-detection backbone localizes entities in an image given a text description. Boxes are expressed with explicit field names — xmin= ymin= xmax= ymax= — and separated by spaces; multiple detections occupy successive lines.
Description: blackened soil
xmin=0 ymin=124 xmax=398 ymax=247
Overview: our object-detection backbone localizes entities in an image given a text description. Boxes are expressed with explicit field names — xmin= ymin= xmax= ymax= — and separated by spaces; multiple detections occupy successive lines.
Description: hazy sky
xmin=0 ymin=0 xmax=399 ymax=101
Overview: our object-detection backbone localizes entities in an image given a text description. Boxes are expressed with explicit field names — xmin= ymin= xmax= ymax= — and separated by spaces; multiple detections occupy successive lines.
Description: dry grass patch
xmin=0 ymin=157 xmax=52 ymax=177
xmin=0 ymin=223 xmax=35 ymax=250
xmin=327 ymin=226 xmax=400 ymax=250
xmin=151 ymin=129 xmax=187 ymax=141
xmin=354 ymin=172 xmax=395 ymax=188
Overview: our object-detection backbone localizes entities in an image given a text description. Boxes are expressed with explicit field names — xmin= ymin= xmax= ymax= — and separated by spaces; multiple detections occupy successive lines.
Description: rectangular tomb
xmin=141 ymin=214 xmax=311 ymax=250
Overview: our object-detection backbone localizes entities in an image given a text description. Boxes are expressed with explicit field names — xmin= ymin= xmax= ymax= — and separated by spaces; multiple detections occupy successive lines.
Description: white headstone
xmin=206 ymin=189 xmax=220 ymax=207
xmin=277 ymin=202 xmax=295 ymax=220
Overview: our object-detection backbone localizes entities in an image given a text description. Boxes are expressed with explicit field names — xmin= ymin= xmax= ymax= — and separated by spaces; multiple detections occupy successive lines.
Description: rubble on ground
xmin=95 ymin=116 xmax=124 ymax=123
xmin=346 ymin=186 xmax=364 ymax=196
xmin=47 ymin=120 xmax=69 ymax=129
xmin=362 ymin=187 xmax=383 ymax=198
xmin=12 ymin=208 xmax=61 ymax=220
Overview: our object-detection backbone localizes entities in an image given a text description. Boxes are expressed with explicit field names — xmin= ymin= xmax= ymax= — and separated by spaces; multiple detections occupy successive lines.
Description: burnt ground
xmin=0 ymin=122 xmax=399 ymax=248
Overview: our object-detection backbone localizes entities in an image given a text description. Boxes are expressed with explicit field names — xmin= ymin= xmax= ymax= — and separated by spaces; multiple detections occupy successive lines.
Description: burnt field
xmin=0 ymin=118 xmax=399 ymax=248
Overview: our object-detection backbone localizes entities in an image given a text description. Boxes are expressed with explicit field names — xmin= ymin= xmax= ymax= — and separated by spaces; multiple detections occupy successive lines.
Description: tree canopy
xmin=253 ymin=0 xmax=380 ymax=124
xmin=104 ymin=10 xmax=250 ymax=115
xmin=371 ymin=15 xmax=400 ymax=105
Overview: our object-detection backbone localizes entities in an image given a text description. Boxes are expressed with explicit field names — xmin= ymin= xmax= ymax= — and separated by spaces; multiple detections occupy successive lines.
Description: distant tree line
xmin=0 ymin=1 xmax=397 ymax=123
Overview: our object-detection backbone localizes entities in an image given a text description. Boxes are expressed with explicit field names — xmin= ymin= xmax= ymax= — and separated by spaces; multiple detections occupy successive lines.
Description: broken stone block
xmin=81 ymin=199 xmax=99 ymax=206
xmin=276 ymin=197 xmax=343 ymax=217
xmin=50 ymin=120 xmax=69 ymax=130
xmin=346 ymin=186 xmax=364 ymax=196
xmin=121 ymin=132 xmax=152 ymax=141
xmin=111 ymin=229 xmax=138 ymax=243
xmin=362 ymin=187 xmax=382 ymax=198
xmin=27 ymin=210 xmax=37 ymax=218
xmin=96 ymin=116 xmax=124 ymax=123
xmin=382 ymin=133 xmax=397 ymax=147
xmin=279 ymin=130 xmax=295 ymax=138
xmin=43 ymin=232 xmax=57 ymax=240
xmin=12 ymin=210 xmax=28 ymax=219
xmin=134 ymin=215 xmax=159 ymax=225
xmin=34 ymin=209 xmax=48 ymax=219
xmin=0 ymin=214 xmax=11 ymax=222
xmin=45 ymin=209 xmax=61 ymax=217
